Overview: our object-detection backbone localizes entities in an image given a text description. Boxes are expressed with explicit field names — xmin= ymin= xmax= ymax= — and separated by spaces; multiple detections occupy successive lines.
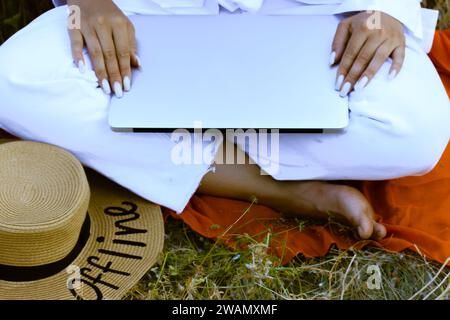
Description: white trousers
xmin=0 ymin=6 xmax=449 ymax=212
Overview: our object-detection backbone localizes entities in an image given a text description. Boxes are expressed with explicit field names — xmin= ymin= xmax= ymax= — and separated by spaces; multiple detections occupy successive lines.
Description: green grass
xmin=1 ymin=0 xmax=449 ymax=300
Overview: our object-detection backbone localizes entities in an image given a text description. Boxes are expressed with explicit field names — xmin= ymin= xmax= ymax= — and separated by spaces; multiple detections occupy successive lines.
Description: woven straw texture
xmin=0 ymin=141 xmax=90 ymax=267
xmin=0 ymin=141 xmax=164 ymax=300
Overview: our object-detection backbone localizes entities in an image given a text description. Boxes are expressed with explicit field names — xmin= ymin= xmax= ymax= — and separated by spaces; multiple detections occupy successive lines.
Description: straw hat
xmin=0 ymin=140 xmax=164 ymax=300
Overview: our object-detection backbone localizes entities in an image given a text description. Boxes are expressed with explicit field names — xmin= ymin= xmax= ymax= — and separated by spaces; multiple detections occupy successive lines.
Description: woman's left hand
xmin=331 ymin=11 xmax=406 ymax=97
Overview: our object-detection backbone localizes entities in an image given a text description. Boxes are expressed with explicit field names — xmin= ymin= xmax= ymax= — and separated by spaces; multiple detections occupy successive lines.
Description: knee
xmin=355 ymin=52 xmax=450 ymax=176
xmin=403 ymin=137 xmax=449 ymax=176
xmin=391 ymin=96 xmax=450 ymax=176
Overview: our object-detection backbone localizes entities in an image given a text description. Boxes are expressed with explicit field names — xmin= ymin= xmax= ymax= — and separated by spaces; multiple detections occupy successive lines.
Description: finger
xmin=112 ymin=24 xmax=132 ymax=92
xmin=336 ymin=33 xmax=367 ymax=91
xmin=388 ymin=46 xmax=405 ymax=80
xmin=84 ymin=30 xmax=110 ymax=95
xmin=95 ymin=25 xmax=123 ymax=98
xmin=341 ymin=36 xmax=385 ymax=95
xmin=127 ymin=21 xmax=140 ymax=69
xmin=331 ymin=19 xmax=351 ymax=66
xmin=357 ymin=41 xmax=395 ymax=91
xmin=69 ymin=29 xmax=86 ymax=73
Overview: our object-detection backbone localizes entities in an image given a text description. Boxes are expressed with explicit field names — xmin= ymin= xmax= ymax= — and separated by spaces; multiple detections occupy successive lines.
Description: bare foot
xmin=278 ymin=181 xmax=387 ymax=240
xmin=198 ymin=156 xmax=386 ymax=241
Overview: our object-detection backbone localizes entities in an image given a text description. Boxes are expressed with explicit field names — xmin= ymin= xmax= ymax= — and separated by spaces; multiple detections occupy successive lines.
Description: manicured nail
xmin=114 ymin=81 xmax=123 ymax=98
xmin=135 ymin=54 xmax=142 ymax=69
xmin=388 ymin=69 xmax=398 ymax=80
xmin=78 ymin=60 xmax=86 ymax=74
xmin=340 ymin=82 xmax=352 ymax=97
xmin=101 ymin=79 xmax=111 ymax=95
xmin=354 ymin=76 xmax=369 ymax=91
xmin=335 ymin=74 xmax=345 ymax=91
xmin=329 ymin=51 xmax=336 ymax=66
xmin=123 ymin=76 xmax=131 ymax=92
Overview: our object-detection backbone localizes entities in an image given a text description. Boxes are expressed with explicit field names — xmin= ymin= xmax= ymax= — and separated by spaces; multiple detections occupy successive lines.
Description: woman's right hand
xmin=67 ymin=0 xmax=139 ymax=98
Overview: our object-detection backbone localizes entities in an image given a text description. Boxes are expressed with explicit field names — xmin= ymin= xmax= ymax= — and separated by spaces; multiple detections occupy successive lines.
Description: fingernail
xmin=388 ymin=69 xmax=398 ymax=80
xmin=335 ymin=74 xmax=345 ymax=91
xmin=78 ymin=60 xmax=86 ymax=74
xmin=135 ymin=54 xmax=142 ymax=69
xmin=340 ymin=82 xmax=352 ymax=97
xmin=354 ymin=76 xmax=369 ymax=91
xmin=123 ymin=76 xmax=131 ymax=92
xmin=114 ymin=81 xmax=123 ymax=98
xmin=101 ymin=79 xmax=111 ymax=95
xmin=329 ymin=51 xmax=336 ymax=66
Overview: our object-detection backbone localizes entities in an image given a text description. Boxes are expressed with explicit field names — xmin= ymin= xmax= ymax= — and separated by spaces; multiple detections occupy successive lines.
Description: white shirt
xmin=53 ymin=0 xmax=439 ymax=52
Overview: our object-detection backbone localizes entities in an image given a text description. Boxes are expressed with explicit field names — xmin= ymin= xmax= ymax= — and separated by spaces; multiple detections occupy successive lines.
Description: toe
xmin=335 ymin=186 xmax=376 ymax=239
xmin=373 ymin=222 xmax=387 ymax=240
xmin=357 ymin=218 xmax=374 ymax=240
xmin=341 ymin=199 xmax=375 ymax=240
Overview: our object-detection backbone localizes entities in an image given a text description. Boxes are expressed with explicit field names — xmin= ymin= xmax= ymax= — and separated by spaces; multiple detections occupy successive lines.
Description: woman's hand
xmin=67 ymin=0 xmax=139 ymax=98
xmin=330 ymin=11 xmax=406 ymax=97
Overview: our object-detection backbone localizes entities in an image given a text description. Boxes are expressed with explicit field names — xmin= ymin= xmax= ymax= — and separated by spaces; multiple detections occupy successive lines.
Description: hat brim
xmin=0 ymin=169 xmax=164 ymax=300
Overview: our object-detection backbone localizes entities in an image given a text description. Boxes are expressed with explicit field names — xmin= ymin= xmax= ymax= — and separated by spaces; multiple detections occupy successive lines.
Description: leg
xmin=198 ymin=146 xmax=386 ymax=239
xmin=237 ymin=20 xmax=450 ymax=181
xmin=0 ymin=7 xmax=219 ymax=213
xmin=199 ymin=20 xmax=449 ymax=240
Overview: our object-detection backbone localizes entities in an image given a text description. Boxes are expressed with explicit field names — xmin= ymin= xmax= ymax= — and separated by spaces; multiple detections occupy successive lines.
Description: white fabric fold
xmin=2 ymin=4 xmax=449 ymax=213
xmin=152 ymin=0 xmax=205 ymax=8
xmin=332 ymin=0 xmax=424 ymax=47
xmin=52 ymin=0 xmax=438 ymax=52
xmin=218 ymin=0 xmax=264 ymax=12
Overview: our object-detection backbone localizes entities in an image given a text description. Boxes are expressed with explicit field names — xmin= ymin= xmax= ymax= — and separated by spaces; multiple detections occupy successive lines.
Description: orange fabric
xmin=165 ymin=30 xmax=450 ymax=265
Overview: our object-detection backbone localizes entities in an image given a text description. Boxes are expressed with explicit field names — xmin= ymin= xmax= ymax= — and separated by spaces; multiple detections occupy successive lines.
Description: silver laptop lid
xmin=109 ymin=14 xmax=349 ymax=131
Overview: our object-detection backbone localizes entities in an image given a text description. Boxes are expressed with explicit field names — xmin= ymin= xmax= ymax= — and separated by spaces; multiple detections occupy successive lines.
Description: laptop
xmin=109 ymin=14 xmax=349 ymax=132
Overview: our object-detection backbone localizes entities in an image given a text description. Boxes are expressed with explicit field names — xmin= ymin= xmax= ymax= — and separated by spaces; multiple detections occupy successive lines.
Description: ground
xmin=1 ymin=0 xmax=449 ymax=300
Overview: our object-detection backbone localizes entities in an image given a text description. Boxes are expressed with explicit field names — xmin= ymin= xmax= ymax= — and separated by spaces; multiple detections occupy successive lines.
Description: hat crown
xmin=0 ymin=142 xmax=90 ymax=267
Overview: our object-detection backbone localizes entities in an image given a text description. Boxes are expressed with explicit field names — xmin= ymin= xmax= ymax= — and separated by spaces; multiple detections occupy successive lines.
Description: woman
xmin=0 ymin=0 xmax=448 ymax=240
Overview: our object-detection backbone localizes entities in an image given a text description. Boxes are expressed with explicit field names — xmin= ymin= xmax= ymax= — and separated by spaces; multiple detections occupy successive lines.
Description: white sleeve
xmin=53 ymin=0 xmax=220 ymax=15
xmin=331 ymin=0 xmax=424 ymax=40
xmin=218 ymin=0 xmax=264 ymax=13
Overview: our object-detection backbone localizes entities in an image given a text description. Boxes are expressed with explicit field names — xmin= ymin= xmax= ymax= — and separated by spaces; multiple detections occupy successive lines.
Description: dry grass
xmin=126 ymin=220 xmax=450 ymax=300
